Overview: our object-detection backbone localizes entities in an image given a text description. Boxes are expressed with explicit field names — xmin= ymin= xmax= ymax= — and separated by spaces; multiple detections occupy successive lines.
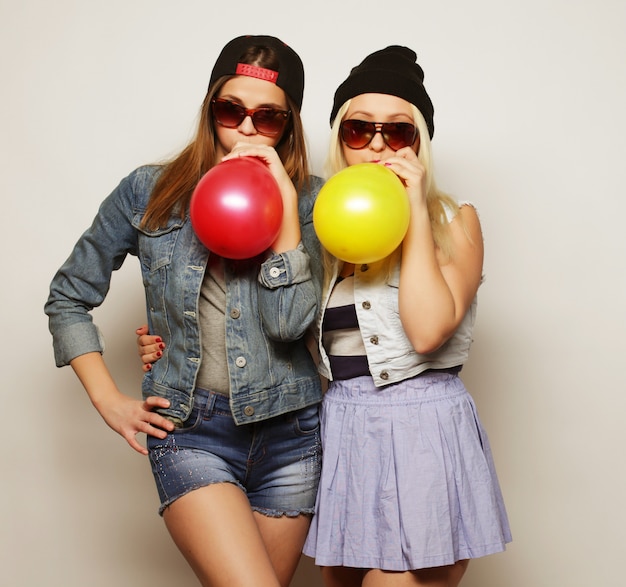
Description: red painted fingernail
xmin=156 ymin=337 xmax=162 ymax=343
xmin=159 ymin=343 xmax=165 ymax=350
xmin=156 ymin=351 xmax=162 ymax=357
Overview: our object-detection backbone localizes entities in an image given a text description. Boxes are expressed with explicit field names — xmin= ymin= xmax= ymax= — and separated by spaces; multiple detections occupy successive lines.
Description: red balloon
xmin=190 ymin=157 xmax=283 ymax=259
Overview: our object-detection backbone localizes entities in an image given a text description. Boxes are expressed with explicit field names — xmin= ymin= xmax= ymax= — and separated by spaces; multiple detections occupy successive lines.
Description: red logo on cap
xmin=236 ymin=63 xmax=279 ymax=84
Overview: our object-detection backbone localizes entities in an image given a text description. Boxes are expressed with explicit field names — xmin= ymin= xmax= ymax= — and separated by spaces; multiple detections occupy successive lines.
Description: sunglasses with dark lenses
xmin=211 ymin=98 xmax=291 ymax=137
xmin=340 ymin=119 xmax=419 ymax=151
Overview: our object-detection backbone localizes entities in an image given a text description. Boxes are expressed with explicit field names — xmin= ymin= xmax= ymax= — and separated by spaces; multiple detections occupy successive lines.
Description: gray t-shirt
xmin=196 ymin=256 xmax=230 ymax=395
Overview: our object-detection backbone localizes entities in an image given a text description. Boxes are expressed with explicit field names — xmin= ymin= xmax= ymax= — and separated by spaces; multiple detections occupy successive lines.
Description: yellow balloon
xmin=313 ymin=163 xmax=410 ymax=264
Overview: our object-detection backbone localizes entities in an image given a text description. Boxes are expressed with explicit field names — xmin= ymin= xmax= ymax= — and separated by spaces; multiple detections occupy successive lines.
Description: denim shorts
xmin=147 ymin=388 xmax=322 ymax=516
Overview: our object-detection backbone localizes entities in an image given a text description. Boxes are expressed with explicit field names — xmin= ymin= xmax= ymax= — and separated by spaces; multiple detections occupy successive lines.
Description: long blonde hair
xmin=321 ymin=100 xmax=460 ymax=282
xmin=141 ymin=47 xmax=310 ymax=231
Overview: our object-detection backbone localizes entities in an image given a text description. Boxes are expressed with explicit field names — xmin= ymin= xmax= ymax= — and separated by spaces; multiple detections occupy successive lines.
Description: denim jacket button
xmin=235 ymin=356 xmax=247 ymax=368
xmin=243 ymin=405 xmax=255 ymax=416
xmin=230 ymin=308 xmax=241 ymax=319
xmin=269 ymin=267 xmax=281 ymax=278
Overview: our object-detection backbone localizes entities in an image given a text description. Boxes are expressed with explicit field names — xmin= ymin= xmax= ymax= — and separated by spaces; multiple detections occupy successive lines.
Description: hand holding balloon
xmin=313 ymin=163 xmax=410 ymax=264
xmin=190 ymin=157 xmax=283 ymax=259
xmin=222 ymin=142 xmax=294 ymax=197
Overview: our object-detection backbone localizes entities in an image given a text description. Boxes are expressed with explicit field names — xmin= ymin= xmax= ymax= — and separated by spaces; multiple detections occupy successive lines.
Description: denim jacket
xmin=317 ymin=256 xmax=477 ymax=387
xmin=45 ymin=165 xmax=325 ymax=425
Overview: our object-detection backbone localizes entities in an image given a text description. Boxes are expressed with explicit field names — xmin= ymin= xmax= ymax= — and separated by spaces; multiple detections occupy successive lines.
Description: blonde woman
xmin=302 ymin=46 xmax=511 ymax=587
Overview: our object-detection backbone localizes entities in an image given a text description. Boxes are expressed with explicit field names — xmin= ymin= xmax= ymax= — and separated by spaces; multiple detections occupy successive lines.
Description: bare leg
xmin=448 ymin=560 xmax=469 ymax=586
xmin=362 ymin=561 xmax=469 ymax=587
xmin=163 ymin=483 xmax=281 ymax=587
xmin=254 ymin=511 xmax=312 ymax=587
xmin=321 ymin=566 xmax=365 ymax=587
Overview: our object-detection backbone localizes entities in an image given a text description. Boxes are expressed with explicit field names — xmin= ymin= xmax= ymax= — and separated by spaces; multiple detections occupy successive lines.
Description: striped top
xmin=322 ymin=272 xmax=462 ymax=381
xmin=322 ymin=275 xmax=371 ymax=379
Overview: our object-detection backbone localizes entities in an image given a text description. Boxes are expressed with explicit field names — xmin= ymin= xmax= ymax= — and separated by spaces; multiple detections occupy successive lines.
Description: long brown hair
xmin=141 ymin=45 xmax=310 ymax=230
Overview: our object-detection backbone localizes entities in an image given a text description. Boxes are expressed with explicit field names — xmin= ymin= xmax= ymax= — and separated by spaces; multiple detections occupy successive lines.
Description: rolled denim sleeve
xmin=45 ymin=170 xmax=145 ymax=367
xmin=259 ymin=243 xmax=312 ymax=287
xmin=50 ymin=322 xmax=107 ymax=368
xmin=256 ymin=177 xmax=324 ymax=342
xmin=257 ymin=245 xmax=319 ymax=341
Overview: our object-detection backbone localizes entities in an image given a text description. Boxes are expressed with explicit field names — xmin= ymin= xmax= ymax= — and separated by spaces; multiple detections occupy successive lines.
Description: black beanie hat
xmin=330 ymin=46 xmax=435 ymax=138
xmin=209 ymin=35 xmax=305 ymax=109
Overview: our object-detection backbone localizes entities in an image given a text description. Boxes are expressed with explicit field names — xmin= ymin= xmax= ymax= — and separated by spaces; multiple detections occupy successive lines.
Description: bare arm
xmin=383 ymin=152 xmax=484 ymax=354
xmin=71 ymin=351 xmax=174 ymax=454
xmin=399 ymin=204 xmax=483 ymax=353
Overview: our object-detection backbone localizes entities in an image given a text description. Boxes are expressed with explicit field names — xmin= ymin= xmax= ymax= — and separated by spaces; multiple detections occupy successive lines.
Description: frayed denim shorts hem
xmin=147 ymin=388 xmax=321 ymax=517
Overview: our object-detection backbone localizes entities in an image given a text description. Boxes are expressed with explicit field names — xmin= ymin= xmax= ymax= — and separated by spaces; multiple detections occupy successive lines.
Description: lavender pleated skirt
xmin=303 ymin=373 xmax=512 ymax=571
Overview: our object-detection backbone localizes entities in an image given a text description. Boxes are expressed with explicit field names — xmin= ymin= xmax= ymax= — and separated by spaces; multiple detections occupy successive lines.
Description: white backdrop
xmin=2 ymin=1 xmax=625 ymax=585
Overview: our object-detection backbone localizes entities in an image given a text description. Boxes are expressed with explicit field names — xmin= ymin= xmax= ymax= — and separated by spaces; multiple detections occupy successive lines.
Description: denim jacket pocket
xmin=383 ymin=268 xmax=401 ymax=319
xmin=133 ymin=213 xmax=185 ymax=272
